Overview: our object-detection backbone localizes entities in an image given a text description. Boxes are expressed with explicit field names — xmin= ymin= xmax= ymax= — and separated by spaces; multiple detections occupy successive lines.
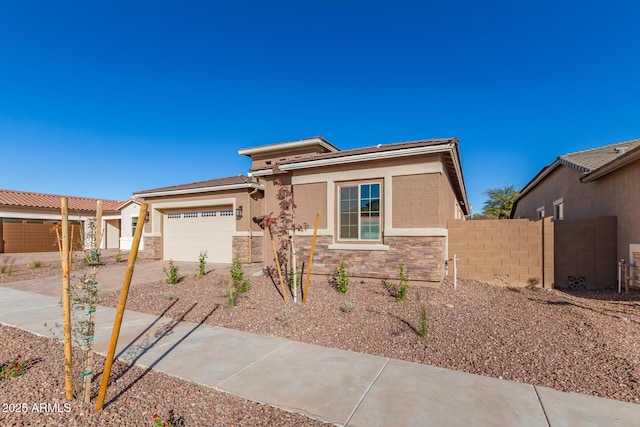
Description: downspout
xmin=247 ymin=186 xmax=260 ymax=263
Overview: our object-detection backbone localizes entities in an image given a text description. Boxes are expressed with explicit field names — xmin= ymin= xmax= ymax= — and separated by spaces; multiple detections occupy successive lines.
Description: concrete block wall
xmin=447 ymin=218 xmax=553 ymax=287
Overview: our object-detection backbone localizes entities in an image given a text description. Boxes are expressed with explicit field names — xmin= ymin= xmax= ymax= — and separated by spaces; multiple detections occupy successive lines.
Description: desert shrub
xmin=164 ymin=260 xmax=179 ymax=285
xmin=196 ymin=250 xmax=208 ymax=279
xmin=230 ymin=257 xmax=250 ymax=294
xmin=385 ymin=264 xmax=410 ymax=301
xmin=333 ymin=261 xmax=350 ymax=293
xmin=419 ymin=301 xmax=429 ymax=338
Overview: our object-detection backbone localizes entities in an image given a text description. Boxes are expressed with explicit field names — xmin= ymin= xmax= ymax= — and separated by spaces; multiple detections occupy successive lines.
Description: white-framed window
xmin=553 ymin=198 xmax=564 ymax=220
xmin=131 ymin=217 xmax=138 ymax=236
xmin=201 ymin=211 xmax=216 ymax=217
xmin=220 ymin=210 xmax=234 ymax=217
xmin=536 ymin=206 xmax=545 ymax=219
xmin=167 ymin=213 xmax=181 ymax=219
xmin=184 ymin=212 xmax=198 ymax=218
xmin=338 ymin=182 xmax=381 ymax=240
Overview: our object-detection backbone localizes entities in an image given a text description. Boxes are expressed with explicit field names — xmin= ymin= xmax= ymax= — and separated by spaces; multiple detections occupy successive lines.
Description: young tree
xmin=482 ymin=185 xmax=519 ymax=219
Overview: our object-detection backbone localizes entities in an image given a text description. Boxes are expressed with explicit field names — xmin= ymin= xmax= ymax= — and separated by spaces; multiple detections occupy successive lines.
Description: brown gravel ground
xmin=2 ymin=259 xmax=640 ymax=426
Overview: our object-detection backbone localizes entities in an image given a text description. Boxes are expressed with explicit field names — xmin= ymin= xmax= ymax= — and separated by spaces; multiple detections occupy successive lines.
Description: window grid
xmin=183 ymin=212 xmax=198 ymax=218
xmin=201 ymin=211 xmax=217 ymax=217
xmin=220 ymin=210 xmax=234 ymax=217
xmin=338 ymin=183 xmax=380 ymax=241
xmin=167 ymin=213 xmax=181 ymax=219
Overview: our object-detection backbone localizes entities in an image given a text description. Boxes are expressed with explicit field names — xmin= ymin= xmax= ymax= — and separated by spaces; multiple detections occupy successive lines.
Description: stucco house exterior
xmin=135 ymin=136 xmax=469 ymax=282
xmin=0 ymin=189 xmax=143 ymax=253
xmin=511 ymin=138 xmax=640 ymax=282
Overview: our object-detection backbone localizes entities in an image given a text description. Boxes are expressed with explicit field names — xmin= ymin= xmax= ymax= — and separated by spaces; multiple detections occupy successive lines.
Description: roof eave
xmin=580 ymin=146 xmax=640 ymax=183
xmin=238 ymin=137 xmax=340 ymax=157
xmin=133 ymin=182 xmax=265 ymax=198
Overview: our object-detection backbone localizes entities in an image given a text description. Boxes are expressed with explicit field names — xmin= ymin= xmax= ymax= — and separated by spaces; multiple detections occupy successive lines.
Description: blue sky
xmin=1 ymin=1 xmax=639 ymax=215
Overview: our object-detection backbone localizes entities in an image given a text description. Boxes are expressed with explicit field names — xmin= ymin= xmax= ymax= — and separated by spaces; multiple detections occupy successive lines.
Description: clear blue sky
xmin=1 ymin=1 xmax=639 ymax=215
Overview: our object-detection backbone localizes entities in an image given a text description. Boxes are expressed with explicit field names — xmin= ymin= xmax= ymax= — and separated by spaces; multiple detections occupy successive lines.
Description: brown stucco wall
xmin=447 ymin=218 xmax=554 ymax=287
xmin=392 ymin=174 xmax=440 ymax=228
xmin=513 ymin=161 xmax=640 ymax=263
xmin=295 ymin=235 xmax=446 ymax=282
xmin=292 ymin=182 xmax=327 ymax=229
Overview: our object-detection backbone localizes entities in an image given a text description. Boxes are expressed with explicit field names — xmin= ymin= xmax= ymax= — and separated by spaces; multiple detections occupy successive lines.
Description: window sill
xmin=328 ymin=243 xmax=390 ymax=251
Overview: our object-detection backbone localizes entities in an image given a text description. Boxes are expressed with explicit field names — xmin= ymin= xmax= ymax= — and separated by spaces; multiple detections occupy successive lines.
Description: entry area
xmin=162 ymin=206 xmax=235 ymax=263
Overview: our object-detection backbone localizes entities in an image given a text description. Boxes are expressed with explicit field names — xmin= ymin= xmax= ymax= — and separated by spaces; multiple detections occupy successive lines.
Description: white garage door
xmin=163 ymin=207 xmax=235 ymax=263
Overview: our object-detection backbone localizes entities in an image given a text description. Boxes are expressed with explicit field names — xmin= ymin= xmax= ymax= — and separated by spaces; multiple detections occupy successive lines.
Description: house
xmin=134 ymin=136 xmax=469 ymax=282
xmin=0 ymin=189 xmax=144 ymax=253
xmin=511 ymin=138 xmax=640 ymax=287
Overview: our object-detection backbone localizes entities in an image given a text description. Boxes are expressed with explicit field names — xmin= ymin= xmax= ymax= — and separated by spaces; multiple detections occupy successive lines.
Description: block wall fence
xmin=447 ymin=218 xmax=554 ymax=287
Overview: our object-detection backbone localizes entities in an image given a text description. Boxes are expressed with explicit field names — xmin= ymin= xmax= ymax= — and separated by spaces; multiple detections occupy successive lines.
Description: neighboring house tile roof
xmin=133 ymin=175 xmax=258 ymax=197
xmin=0 ymin=189 xmax=121 ymax=212
xmin=559 ymin=139 xmax=640 ymax=173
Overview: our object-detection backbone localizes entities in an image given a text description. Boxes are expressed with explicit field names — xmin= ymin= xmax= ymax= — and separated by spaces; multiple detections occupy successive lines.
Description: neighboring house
xmin=511 ymin=138 xmax=640 ymax=277
xmin=134 ymin=136 xmax=469 ymax=282
xmin=0 ymin=189 xmax=143 ymax=253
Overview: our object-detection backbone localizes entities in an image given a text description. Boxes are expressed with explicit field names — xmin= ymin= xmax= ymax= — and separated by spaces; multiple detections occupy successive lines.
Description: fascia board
xmin=134 ymin=182 xmax=264 ymax=198
xmin=250 ymin=169 xmax=274 ymax=177
xmin=279 ymin=144 xmax=453 ymax=170
xmin=514 ymin=159 xmax=562 ymax=202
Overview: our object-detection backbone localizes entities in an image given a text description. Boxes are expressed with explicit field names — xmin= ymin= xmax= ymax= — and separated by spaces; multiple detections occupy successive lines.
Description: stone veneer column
xmin=0 ymin=218 xmax=4 ymax=253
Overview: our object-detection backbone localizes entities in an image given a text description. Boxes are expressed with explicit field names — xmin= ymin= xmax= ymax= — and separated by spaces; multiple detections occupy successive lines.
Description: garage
xmin=162 ymin=206 xmax=235 ymax=263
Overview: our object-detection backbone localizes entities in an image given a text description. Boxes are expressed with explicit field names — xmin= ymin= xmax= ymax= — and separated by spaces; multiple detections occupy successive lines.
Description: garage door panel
xmin=163 ymin=208 xmax=235 ymax=263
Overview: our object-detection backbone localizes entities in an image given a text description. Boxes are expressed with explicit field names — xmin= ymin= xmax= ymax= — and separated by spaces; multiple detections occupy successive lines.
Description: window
xmin=220 ymin=210 xmax=234 ymax=216
xmin=131 ymin=217 xmax=138 ymax=236
xmin=338 ymin=182 xmax=381 ymax=240
xmin=201 ymin=211 xmax=216 ymax=217
xmin=553 ymin=199 xmax=564 ymax=220
xmin=536 ymin=206 xmax=545 ymax=219
xmin=184 ymin=212 xmax=198 ymax=218
xmin=167 ymin=213 xmax=181 ymax=219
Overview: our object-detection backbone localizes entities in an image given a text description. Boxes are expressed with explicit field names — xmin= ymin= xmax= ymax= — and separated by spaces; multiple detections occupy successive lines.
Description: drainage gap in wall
xmin=567 ymin=276 xmax=586 ymax=290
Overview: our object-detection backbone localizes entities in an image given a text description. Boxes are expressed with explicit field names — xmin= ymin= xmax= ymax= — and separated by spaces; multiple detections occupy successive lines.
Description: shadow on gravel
xmin=527 ymin=295 xmax=640 ymax=325
xmin=99 ymin=304 xmax=219 ymax=409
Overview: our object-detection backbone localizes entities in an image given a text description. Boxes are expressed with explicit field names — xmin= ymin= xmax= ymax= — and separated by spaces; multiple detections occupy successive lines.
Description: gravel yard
xmin=2 ymin=258 xmax=639 ymax=426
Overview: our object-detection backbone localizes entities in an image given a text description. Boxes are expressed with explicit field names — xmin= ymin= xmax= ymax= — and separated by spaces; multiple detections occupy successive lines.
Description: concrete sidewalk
xmin=1 ymin=286 xmax=638 ymax=426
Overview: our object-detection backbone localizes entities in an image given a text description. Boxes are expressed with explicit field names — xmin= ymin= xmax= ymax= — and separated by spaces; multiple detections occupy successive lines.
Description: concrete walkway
xmin=1 ymin=287 xmax=639 ymax=426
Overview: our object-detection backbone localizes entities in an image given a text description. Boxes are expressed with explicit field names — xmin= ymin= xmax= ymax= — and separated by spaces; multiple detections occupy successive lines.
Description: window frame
xmin=536 ymin=206 xmax=545 ymax=219
xmin=553 ymin=198 xmax=564 ymax=221
xmin=336 ymin=180 xmax=382 ymax=243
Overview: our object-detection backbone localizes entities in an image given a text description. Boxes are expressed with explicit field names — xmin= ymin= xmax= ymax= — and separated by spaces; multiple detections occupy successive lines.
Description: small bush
xmin=385 ymin=264 xmax=410 ymax=301
xmin=230 ymin=257 xmax=250 ymax=294
xmin=164 ymin=260 xmax=179 ymax=285
xmin=333 ymin=261 xmax=350 ymax=293
xmin=288 ymin=269 xmax=302 ymax=290
xmin=33 ymin=260 xmax=43 ymax=269
xmin=0 ymin=355 xmax=33 ymax=379
xmin=226 ymin=280 xmax=237 ymax=307
xmin=196 ymin=250 xmax=208 ymax=279
xmin=115 ymin=251 xmax=123 ymax=263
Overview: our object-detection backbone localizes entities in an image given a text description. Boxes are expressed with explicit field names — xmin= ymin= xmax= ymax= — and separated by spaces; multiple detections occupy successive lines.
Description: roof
xmin=512 ymin=138 xmax=640 ymax=217
xmin=238 ymin=136 xmax=339 ymax=157
xmin=251 ymin=137 xmax=470 ymax=215
xmin=0 ymin=189 xmax=121 ymax=212
xmin=559 ymin=139 xmax=640 ymax=173
xmin=133 ymin=175 xmax=264 ymax=198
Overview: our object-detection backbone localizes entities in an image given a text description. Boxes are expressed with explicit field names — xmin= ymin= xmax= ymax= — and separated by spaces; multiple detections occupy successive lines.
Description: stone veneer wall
xmin=142 ymin=236 xmax=162 ymax=260
xmin=634 ymin=252 xmax=640 ymax=288
xmin=232 ymin=236 xmax=263 ymax=263
xmin=294 ymin=235 xmax=446 ymax=282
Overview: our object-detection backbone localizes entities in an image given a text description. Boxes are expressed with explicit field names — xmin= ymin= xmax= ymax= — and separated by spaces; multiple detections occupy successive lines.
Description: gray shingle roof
xmin=559 ymin=138 xmax=640 ymax=173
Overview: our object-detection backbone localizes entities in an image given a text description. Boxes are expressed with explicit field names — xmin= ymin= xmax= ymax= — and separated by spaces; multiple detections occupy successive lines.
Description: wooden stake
xmin=292 ymin=209 xmax=297 ymax=303
xmin=95 ymin=203 xmax=148 ymax=412
xmin=302 ymin=214 xmax=320 ymax=304
xmin=61 ymin=198 xmax=73 ymax=400
xmin=83 ymin=201 xmax=103 ymax=404
xmin=269 ymin=227 xmax=287 ymax=302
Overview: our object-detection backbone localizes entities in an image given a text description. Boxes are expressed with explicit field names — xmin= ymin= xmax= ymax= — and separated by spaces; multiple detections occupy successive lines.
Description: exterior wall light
xmin=144 ymin=211 xmax=150 ymax=223
xmin=235 ymin=206 xmax=243 ymax=219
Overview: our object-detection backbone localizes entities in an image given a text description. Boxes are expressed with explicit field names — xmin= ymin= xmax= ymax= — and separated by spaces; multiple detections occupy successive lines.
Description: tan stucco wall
xmin=392 ymin=174 xmax=440 ymax=228
xmin=514 ymin=161 xmax=640 ymax=262
xmin=292 ymin=182 xmax=327 ymax=229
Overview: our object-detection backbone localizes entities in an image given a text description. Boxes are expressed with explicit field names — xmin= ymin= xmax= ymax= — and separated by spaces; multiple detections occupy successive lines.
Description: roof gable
xmin=559 ymin=138 xmax=640 ymax=173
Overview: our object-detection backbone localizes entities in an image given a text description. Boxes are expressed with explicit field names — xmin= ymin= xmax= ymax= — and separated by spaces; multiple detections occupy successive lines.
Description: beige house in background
xmin=135 ymin=136 xmax=469 ymax=282
xmin=511 ymin=138 xmax=640 ymax=284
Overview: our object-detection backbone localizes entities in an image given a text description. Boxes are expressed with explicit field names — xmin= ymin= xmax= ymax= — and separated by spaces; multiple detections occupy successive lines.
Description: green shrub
xmin=164 ymin=260 xmax=179 ymax=285
xmin=230 ymin=257 xmax=250 ymax=294
xmin=196 ymin=250 xmax=208 ymax=279
xmin=385 ymin=264 xmax=410 ymax=302
xmin=333 ymin=261 xmax=350 ymax=293
xmin=419 ymin=301 xmax=429 ymax=338
xmin=226 ymin=280 xmax=238 ymax=307
xmin=33 ymin=260 xmax=43 ymax=269
xmin=115 ymin=251 xmax=123 ymax=263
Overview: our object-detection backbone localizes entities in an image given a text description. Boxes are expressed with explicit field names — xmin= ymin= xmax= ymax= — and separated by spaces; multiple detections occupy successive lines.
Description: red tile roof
xmin=0 ymin=189 xmax=122 ymax=212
